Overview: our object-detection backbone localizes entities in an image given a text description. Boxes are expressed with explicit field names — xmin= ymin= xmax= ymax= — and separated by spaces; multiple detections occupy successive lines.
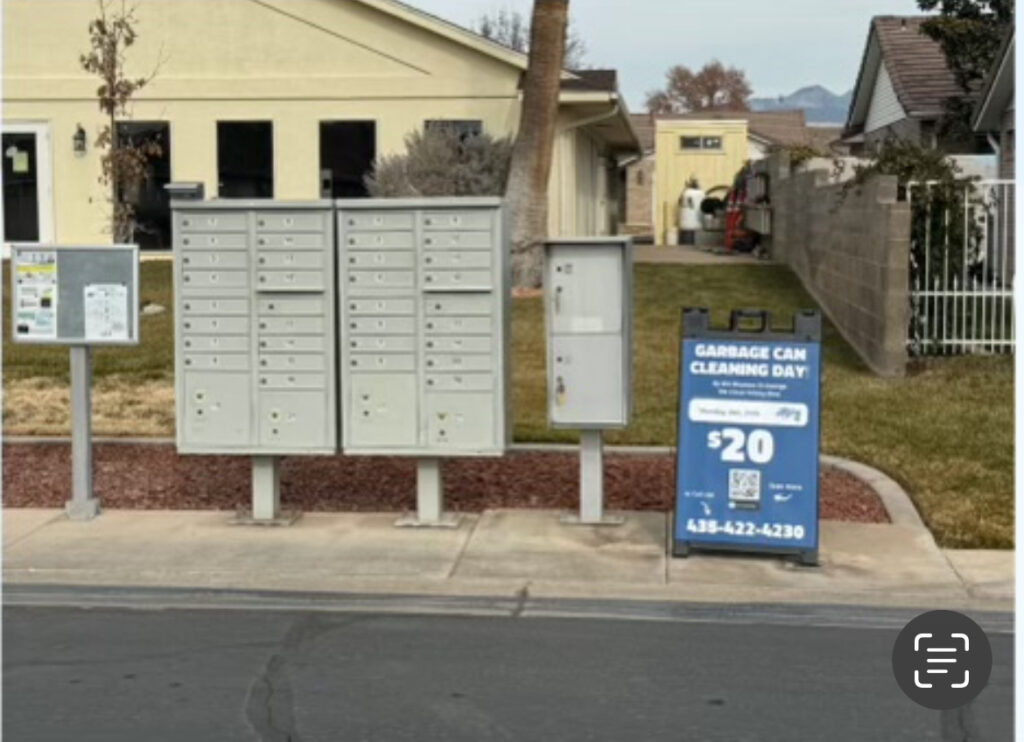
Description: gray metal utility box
xmin=171 ymin=199 xmax=337 ymax=455
xmin=544 ymin=237 xmax=633 ymax=429
xmin=337 ymin=198 xmax=510 ymax=456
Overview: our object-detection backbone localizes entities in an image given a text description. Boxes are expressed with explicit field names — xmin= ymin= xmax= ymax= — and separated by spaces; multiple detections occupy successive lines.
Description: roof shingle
xmin=873 ymin=16 xmax=962 ymax=117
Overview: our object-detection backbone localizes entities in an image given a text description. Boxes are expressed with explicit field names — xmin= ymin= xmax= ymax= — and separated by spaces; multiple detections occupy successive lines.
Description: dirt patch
xmin=2 ymin=442 xmax=888 ymax=522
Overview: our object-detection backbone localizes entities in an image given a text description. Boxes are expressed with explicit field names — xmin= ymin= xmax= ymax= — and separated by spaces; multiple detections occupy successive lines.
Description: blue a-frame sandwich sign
xmin=673 ymin=309 xmax=822 ymax=565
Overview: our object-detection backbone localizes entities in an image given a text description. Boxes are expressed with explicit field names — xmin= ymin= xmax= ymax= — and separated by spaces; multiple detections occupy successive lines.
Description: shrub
xmin=365 ymin=128 xmax=513 ymax=198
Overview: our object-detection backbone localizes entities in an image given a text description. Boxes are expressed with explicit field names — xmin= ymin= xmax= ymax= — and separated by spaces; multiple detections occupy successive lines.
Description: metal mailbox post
xmin=337 ymin=198 xmax=510 ymax=526
xmin=10 ymin=243 xmax=140 ymax=520
xmin=170 ymin=190 xmax=337 ymax=523
xmin=544 ymin=237 xmax=633 ymax=524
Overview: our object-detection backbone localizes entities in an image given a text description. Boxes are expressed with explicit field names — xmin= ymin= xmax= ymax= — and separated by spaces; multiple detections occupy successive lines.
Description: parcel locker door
xmin=547 ymin=245 xmax=623 ymax=334
xmin=550 ymin=335 xmax=625 ymax=427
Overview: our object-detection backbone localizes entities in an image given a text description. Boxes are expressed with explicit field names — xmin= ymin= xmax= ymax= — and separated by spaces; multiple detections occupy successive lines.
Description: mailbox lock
xmin=425 ymin=257 xmax=433 ymax=265
xmin=556 ymin=376 xmax=566 ymax=406
xmin=554 ymin=286 xmax=563 ymax=312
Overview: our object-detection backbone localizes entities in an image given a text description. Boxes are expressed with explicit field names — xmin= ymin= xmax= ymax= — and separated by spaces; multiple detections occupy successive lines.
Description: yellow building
xmin=653 ymin=118 xmax=750 ymax=243
xmin=2 ymin=0 xmax=638 ymax=249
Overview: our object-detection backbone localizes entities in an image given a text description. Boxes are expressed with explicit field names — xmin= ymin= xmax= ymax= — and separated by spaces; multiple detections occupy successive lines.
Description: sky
xmin=405 ymin=0 xmax=926 ymax=110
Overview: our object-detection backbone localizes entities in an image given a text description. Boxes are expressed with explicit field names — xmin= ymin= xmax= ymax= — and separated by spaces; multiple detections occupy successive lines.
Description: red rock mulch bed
xmin=3 ymin=442 xmax=889 ymax=522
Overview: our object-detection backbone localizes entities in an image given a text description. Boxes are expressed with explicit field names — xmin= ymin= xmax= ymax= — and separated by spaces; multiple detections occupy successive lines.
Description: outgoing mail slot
xmin=183 ymin=353 xmax=251 ymax=372
xmin=259 ymin=354 xmax=326 ymax=372
xmin=424 ymin=294 xmax=492 ymax=316
xmin=349 ymin=335 xmax=416 ymax=352
xmin=348 ymin=316 xmax=416 ymax=335
xmin=422 ymin=211 xmax=493 ymax=231
xmin=258 ymin=316 xmax=326 ymax=335
xmin=423 ymin=251 xmax=492 ymax=270
xmin=182 ymin=270 xmax=249 ymax=289
xmin=182 ymin=316 xmax=250 ymax=334
xmin=255 ymin=211 xmax=325 ymax=232
xmin=258 ymin=296 xmax=325 ymax=315
xmin=259 ymin=372 xmax=326 ymax=390
xmin=348 ymin=270 xmax=415 ymax=290
xmin=425 ymin=373 xmax=495 ymax=392
xmin=183 ymin=335 xmax=250 ymax=352
xmin=423 ymin=316 xmax=493 ymax=335
xmin=181 ymin=251 xmax=248 ymax=270
xmin=347 ymin=251 xmax=414 ymax=269
xmin=347 ymin=298 xmax=415 ymax=316
xmin=256 ymin=233 xmax=326 ymax=250
xmin=179 ymin=212 xmax=248 ymax=232
xmin=424 ymin=354 xmax=492 ymax=372
xmin=344 ymin=212 xmax=414 ymax=231
xmin=259 ymin=336 xmax=326 ymax=352
xmin=349 ymin=354 xmax=416 ymax=372
xmin=257 ymin=270 xmax=324 ymax=291
xmin=179 ymin=233 xmax=248 ymax=251
xmin=423 ymin=231 xmax=493 ymax=250
xmin=182 ymin=298 xmax=249 ymax=316
xmin=345 ymin=231 xmax=415 ymax=250
xmin=423 ymin=270 xmax=492 ymax=291
xmin=257 ymin=251 xmax=324 ymax=270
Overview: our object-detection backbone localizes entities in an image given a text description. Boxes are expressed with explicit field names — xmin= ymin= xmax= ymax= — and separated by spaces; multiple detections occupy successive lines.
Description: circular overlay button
xmin=892 ymin=610 xmax=992 ymax=710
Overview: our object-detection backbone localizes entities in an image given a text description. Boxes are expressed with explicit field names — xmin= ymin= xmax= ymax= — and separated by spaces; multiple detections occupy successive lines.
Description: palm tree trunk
xmin=506 ymin=0 xmax=568 ymax=288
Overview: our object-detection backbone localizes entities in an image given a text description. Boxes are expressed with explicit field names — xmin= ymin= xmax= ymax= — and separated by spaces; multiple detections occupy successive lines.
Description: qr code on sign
xmin=729 ymin=469 xmax=761 ymax=505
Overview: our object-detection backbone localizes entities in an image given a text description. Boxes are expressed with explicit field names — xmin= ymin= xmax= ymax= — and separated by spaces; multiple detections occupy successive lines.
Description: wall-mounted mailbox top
xmin=10 ymin=243 xmax=139 ymax=346
xmin=337 ymin=197 xmax=510 ymax=456
xmin=170 ymin=199 xmax=336 ymax=456
xmin=545 ymin=237 xmax=633 ymax=429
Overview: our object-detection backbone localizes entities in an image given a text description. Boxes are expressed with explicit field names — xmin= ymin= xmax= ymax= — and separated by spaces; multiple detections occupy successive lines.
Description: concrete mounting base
xmin=229 ymin=509 xmax=303 ymax=527
xmin=559 ymin=513 xmax=627 ymax=527
xmin=65 ymin=498 xmax=101 ymax=522
xmin=394 ymin=512 xmax=464 ymax=529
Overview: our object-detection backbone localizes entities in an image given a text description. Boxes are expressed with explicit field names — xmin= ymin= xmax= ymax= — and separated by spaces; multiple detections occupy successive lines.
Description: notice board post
xmin=11 ymin=244 xmax=140 ymax=521
xmin=674 ymin=308 xmax=821 ymax=565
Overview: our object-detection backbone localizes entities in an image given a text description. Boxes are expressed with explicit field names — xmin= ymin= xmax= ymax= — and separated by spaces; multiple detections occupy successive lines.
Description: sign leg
xmin=66 ymin=346 xmax=99 ymax=521
xmin=395 ymin=458 xmax=461 ymax=528
xmin=562 ymin=430 xmax=624 ymax=526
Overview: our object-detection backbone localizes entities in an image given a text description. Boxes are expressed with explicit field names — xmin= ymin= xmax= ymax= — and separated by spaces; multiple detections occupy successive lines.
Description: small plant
xmin=79 ymin=0 xmax=162 ymax=243
xmin=365 ymin=127 xmax=513 ymax=198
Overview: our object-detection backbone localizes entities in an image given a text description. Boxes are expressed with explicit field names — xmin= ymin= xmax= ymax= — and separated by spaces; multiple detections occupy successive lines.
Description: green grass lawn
xmin=4 ymin=260 xmax=1013 ymax=548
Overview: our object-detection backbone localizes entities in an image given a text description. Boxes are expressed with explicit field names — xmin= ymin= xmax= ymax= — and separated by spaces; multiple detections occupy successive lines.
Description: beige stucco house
xmin=2 ymin=0 xmax=639 ymax=249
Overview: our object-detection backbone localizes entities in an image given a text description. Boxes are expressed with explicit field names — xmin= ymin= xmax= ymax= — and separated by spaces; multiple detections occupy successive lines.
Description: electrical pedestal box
xmin=545 ymin=238 xmax=633 ymax=429
xmin=337 ymin=198 xmax=509 ymax=456
xmin=171 ymin=200 xmax=337 ymax=455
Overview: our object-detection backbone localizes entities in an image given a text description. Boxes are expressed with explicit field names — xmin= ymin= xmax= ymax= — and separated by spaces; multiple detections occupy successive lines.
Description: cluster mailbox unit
xmin=545 ymin=237 xmax=633 ymax=524
xmin=170 ymin=188 xmax=507 ymax=524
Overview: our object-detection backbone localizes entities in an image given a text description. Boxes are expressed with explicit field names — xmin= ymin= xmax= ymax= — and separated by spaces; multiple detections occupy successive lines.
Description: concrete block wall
xmin=623 ymin=155 xmax=655 ymax=234
xmin=764 ymin=152 xmax=911 ymax=376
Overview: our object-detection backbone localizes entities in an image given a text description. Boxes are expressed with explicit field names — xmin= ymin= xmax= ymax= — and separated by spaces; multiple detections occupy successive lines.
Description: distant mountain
xmin=750 ymin=85 xmax=853 ymax=125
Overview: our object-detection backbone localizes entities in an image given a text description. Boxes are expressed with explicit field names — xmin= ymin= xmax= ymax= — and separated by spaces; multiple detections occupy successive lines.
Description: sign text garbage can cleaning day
xmin=673 ymin=309 xmax=822 ymax=565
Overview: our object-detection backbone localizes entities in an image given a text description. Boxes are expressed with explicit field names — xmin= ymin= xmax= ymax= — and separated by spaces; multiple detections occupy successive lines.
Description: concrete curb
xmin=819 ymin=454 xmax=928 ymax=534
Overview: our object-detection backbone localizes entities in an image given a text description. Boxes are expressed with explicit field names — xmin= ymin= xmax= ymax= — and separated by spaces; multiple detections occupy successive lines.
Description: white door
xmin=2 ymin=122 xmax=55 ymax=251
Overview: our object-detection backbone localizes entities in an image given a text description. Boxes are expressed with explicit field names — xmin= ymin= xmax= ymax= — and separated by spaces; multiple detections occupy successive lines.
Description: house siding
xmin=865 ymin=64 xmax=907 ymax=134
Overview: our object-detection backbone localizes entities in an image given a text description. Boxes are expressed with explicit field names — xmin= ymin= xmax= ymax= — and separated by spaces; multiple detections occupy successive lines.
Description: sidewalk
xmin=3 ymin=508 xmax=1012 ymax=613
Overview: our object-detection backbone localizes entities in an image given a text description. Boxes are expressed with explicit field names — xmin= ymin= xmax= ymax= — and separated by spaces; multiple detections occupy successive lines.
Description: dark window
xmin=320 ymin=121 xmax=376 ymax=198
xmin=2 ymin=132 xmax=40 ymax=242
xmin=217 ymin=121 xmax=273 ymax=198
xmin=681 ymin=135 xmax=722 ymax=151
xmin=116 ymin=121 xmax=171 ymax=249
xmin=425 ymin=119 xmax=483 ymax=141
xmin=702 ymin=136 xmax=723 ymax=150
xmin=680 ymin=136 xmax=702 ymax=150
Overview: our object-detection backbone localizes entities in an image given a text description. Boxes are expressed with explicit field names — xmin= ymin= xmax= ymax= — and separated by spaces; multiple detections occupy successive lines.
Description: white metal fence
xmin=907 ymin=179 xmax=1015 ymax=355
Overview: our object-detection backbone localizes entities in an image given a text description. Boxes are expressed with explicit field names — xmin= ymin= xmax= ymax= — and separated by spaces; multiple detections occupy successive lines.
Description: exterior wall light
xmin=73 ymin=125 xmax=87 ymax=155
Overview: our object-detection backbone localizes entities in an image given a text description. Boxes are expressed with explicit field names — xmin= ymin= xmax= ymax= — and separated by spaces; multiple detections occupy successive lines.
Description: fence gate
xmin=908 ymin=180 xmax=1015 ymax=356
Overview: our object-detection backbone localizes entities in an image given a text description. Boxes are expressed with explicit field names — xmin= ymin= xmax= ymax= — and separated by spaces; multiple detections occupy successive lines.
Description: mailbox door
xmin=547 ymin=245 xmax=623 ymax=335
xmin=550 ymin=335 xmax=625 ymax=427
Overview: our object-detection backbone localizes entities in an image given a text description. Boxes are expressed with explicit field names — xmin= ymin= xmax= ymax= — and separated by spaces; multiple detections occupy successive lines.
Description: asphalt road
xmin=2 ymin=589 xmax=1014 ymax=742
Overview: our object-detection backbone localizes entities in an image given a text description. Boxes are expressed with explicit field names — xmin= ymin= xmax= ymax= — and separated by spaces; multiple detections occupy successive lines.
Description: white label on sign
xmin=84 ymin=283 xmax=129 ymax=341
xmin=688 ymin=398 xmax=809 ymax=428
xmin=14 ymin=250 xmax=58 ymax=339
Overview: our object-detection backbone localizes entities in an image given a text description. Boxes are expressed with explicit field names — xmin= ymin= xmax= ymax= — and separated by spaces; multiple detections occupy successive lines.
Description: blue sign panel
xmin=674 ymin=309 xmax=822 ymax=564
